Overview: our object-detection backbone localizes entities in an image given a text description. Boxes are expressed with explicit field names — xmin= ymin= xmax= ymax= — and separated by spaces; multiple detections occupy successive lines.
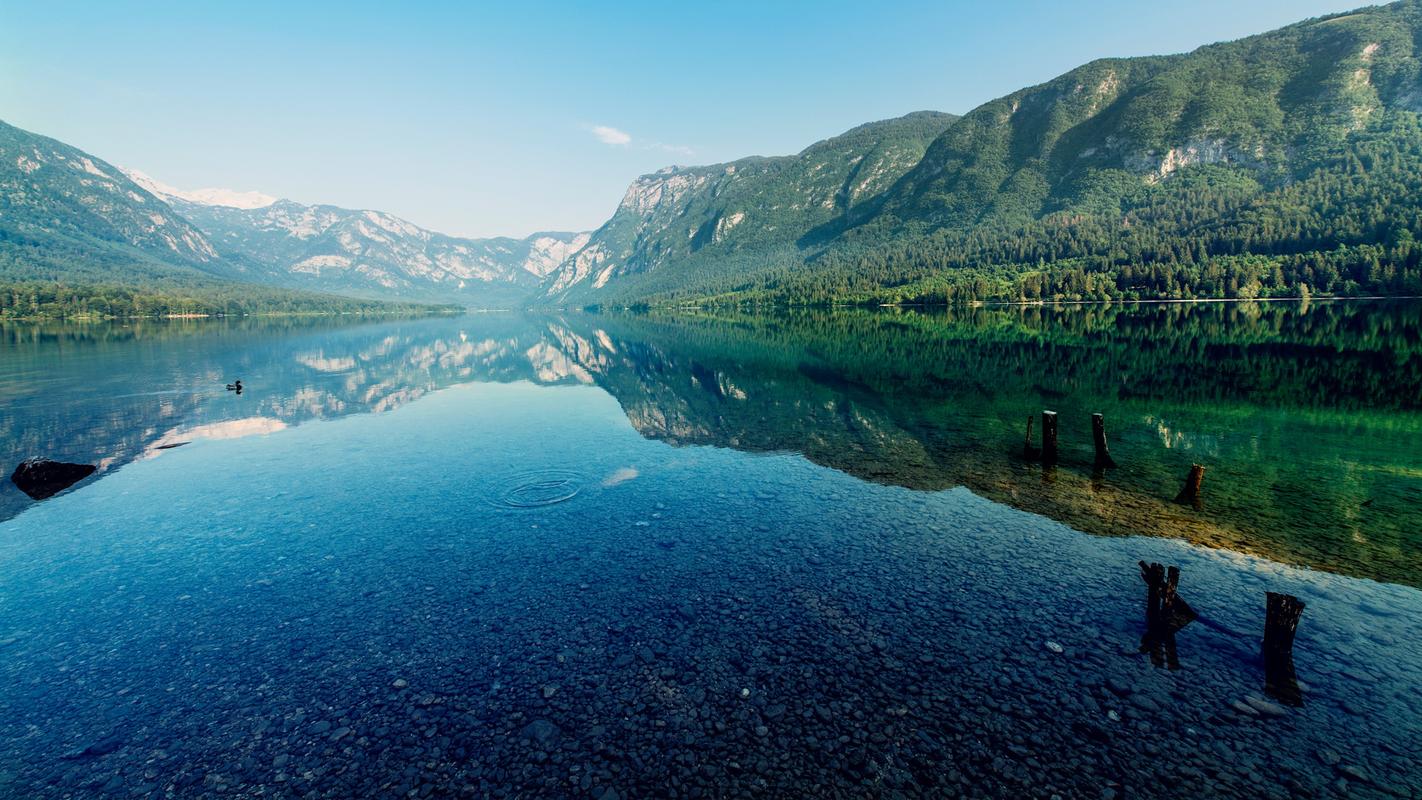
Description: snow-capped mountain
xmin=120 ymin=168 xmax=589 ymax=307
xmin=122 ymin=167 xmax=277 ymax=210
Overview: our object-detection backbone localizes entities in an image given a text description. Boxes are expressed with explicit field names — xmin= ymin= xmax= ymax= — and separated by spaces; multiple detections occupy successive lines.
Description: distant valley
xmin=122 ymin=168 xmax=589 ymax=307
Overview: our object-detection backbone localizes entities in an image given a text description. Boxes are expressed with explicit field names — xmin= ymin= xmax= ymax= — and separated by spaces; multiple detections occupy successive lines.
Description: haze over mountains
xmin=121 ymin=167 xmax=590 ymax=307
xmin=5 ymin=0 xmax=1422 ymax=315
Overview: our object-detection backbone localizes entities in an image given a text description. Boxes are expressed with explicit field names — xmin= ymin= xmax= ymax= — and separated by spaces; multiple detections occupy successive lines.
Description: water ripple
xmin=488 ymin=469 xmax=584 ymax=509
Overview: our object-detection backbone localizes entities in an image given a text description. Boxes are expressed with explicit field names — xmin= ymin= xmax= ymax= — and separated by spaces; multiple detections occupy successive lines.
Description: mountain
xmin=120 ymin=168 xmax=277 ymax=211
xmin=543 ymin=111 xmax=957 ymax=303
xmin=546 ymin=1 xmax=1422 ymax=306
xmin=0 ymin=120 xmax=220 ymax=279
xmin=122 ymin=169 xmax=590 ymax=308
xmin=0 ymin=120 xmax=458 ymax=318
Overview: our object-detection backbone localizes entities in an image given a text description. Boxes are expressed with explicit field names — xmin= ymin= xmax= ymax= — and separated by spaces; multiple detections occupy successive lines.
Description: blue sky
xmin=1 ymin=0 xmax=1369 ymax=238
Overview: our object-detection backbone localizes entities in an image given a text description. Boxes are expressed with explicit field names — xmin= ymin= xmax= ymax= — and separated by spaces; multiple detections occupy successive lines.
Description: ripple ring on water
xmin=488 ymin=469 xmax=584 ymax=509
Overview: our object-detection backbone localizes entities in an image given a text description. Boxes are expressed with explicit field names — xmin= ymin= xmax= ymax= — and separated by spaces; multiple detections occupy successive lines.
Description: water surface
xmin=0 ymin=303 xmax=1418 ymax=798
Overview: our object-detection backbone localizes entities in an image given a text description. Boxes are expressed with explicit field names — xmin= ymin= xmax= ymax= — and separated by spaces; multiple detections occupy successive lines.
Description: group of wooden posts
xmin=1024 ymin=409 xmax=1204 ymax=504
xmin=1138 ymin=560 xmax=1308 ymax=705
xmin=1023 ymin=410 xmax=1308 ymax=704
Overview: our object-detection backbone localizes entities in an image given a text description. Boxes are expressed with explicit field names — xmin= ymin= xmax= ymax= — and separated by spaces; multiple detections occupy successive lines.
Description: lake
xmin=0 ymin=301 xmax=1419 ymax=797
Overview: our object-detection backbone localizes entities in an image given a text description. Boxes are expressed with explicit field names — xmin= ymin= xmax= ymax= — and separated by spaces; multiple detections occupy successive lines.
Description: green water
xmin=555 ymin=299 xmax=1422 ymax=585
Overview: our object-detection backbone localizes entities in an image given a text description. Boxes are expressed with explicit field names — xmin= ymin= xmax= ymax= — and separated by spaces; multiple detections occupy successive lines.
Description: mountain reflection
xmin=539 ymin=302 xmax=1422 ymax=586
xmin=0 ymin=315 xmax=587 ymax=522
xmin=2 ymin=301 xmax=1419 ymax=586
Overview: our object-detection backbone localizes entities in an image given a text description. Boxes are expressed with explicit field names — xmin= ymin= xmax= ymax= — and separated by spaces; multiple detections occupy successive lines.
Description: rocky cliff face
xmin=542 ymin=111 xmax=958 ymax=303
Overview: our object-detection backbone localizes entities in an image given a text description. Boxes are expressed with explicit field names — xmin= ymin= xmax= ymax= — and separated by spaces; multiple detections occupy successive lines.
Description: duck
xmin=225 ymin=379 xmax=243 ymax=392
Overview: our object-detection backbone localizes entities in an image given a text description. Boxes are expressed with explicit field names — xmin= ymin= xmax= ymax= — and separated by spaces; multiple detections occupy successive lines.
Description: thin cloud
xmin=586 ymin=124 xmax=694 ymax=157
xmin=589 ymin=125 xmax=631 ymax=146
xmin=652 ymin=142 xmax=696 ymax=157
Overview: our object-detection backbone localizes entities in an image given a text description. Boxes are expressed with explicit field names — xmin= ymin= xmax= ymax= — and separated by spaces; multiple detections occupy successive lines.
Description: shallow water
xmin=0 ymin=304 xmax=1419 ymax=798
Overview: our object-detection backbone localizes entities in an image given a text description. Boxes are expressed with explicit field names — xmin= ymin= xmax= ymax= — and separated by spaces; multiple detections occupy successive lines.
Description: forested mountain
xmin=547 ymin=1 xmax=1422 ymax=306
xmin=0 ymin=121 xmax=450 ymax=318
xmin=0 ymin=118 xmax=584 ymax=316
xmin=544 ymin=112 xmax=957 ymax=302
xmin=0 ymin=120 xmax=220 ymax=278
xmin=13 ymin=1 xmax=1422 ymax=312
xmin=126 ymin=169 xmax=589 ymax=307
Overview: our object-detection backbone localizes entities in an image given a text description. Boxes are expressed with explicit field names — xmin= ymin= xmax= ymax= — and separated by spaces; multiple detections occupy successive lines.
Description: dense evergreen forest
xmin=0 ymin=279 xmax=457 ymax=320
xmin=663 ymin=113 xmax=1422 ymax=306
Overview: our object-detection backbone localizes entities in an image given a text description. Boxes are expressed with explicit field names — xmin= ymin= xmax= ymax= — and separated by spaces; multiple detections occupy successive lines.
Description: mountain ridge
xmin=543 ymin=0 xmax=1422 ymax=306
xmin=542 ymin=111 xmax=958 ymax=303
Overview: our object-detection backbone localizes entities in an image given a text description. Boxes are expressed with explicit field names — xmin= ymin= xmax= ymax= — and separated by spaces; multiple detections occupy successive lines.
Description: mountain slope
xmin=0 ymin=121 xmax=455 ymax=318
xmin=0 ymin=120 xmax=221 ymax=283
xmin=543 ymin=111 xmax=957 ymax=303
xmin=124 ymin=170 xmax=589 ymax=308
xmin=874 ymin=3 xmax=1422 ymax=229
xmin=551 ymin=1 xmax=1422 ymax=306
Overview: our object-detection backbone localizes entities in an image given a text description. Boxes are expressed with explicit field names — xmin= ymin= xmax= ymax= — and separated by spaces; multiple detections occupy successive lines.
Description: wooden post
xmin=1041 ymin=411 xmax=1058 ymax=465
xmin=1138 ymin=561 xmax=1197 ymax=670
xmin=1174 ymin=464 xmax=1205 ymax=505
xmin=1263 ymin=593 xmax=1305 ymax=657
xmin=1023 ymin=415 xmax=1040 ymax=460
xmin=1263 ymin=592 xmax=1306 ymax=705
xmin=1091 ymin=413 xmax=1117 ymax=468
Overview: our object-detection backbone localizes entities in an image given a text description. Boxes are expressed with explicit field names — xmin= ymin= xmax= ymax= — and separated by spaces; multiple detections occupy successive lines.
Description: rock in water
xmin=10 ymin=458 xmax=97 ymax=500
xmin=519 ymin=719 xmax=560 ymax=747
xmin=61 ymin=732 xmax=126 ymax=760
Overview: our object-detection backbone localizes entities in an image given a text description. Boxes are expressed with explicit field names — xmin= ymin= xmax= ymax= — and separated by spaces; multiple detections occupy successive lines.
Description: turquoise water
xmin=0 ymin=308 xmax=1419 ymax=797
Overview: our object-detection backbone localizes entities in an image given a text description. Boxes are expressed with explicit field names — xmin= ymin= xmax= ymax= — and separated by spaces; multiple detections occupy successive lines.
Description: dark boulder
xmin=10 ymin=458 xmax=97 ymax=500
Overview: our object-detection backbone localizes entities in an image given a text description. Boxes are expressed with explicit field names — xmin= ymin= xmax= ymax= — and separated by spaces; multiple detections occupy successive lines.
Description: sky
xmin=0 ymin=0 xmax=1372 ymax=239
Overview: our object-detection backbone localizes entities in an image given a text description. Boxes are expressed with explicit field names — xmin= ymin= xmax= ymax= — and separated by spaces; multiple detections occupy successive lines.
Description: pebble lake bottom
xmin=0 ymin=379 xmax=1417 ymax=799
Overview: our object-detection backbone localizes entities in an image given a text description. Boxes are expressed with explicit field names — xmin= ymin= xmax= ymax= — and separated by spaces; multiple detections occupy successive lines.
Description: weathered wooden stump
xmin=1262 ymin=592 xmax=1306 ymax=705
xmin=1091 ymin=413 xmax=1117 ymax=468
xmin=1174 ymin=464 xmax=1206 ymax=506
xmin=1138 ymin=561 xmax=1197 ymax=669
xmin=1263 ymin=592 xmax=1305 ymax=655
xmin=1041 ymin=411 xmax=1059 ymax=465
xmin=1023 ymin=415 xmax=1040 ymax=460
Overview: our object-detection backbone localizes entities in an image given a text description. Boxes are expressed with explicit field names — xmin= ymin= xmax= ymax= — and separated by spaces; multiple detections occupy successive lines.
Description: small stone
xmin=1316 ymin=748 xmax=1341 ymax=766
xmin=1243 ymin=696 xmax=1286 ymax=717
xmin=1045 ymin=641 xmax=1064 ymax=654
xmin=740 ymin=688 xmax=751 ymax=699
xmin=1337 ymin=765 xmax=1370 ymax=783
xmin=542 ymin=685 xmax=558 ymax=699
xmin=1106 ymin=710 xmax=1121 ymax=722
xmin=1231 ymin=700 xmax=1260 ymax=716
xmin=755 ymin=726 xmax=769 ymax=737
xmin=392 ymin=679 xmax=408 ymax=689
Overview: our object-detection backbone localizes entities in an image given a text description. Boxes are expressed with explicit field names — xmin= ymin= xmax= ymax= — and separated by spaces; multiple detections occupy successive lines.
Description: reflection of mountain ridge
xmin=0 ymin=315 xmax=585 ymax=522
xmin=4 ymin=303 xmax=1420 ymax=586
xmin=541 ymin=302 xmax=1422 ymax=586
